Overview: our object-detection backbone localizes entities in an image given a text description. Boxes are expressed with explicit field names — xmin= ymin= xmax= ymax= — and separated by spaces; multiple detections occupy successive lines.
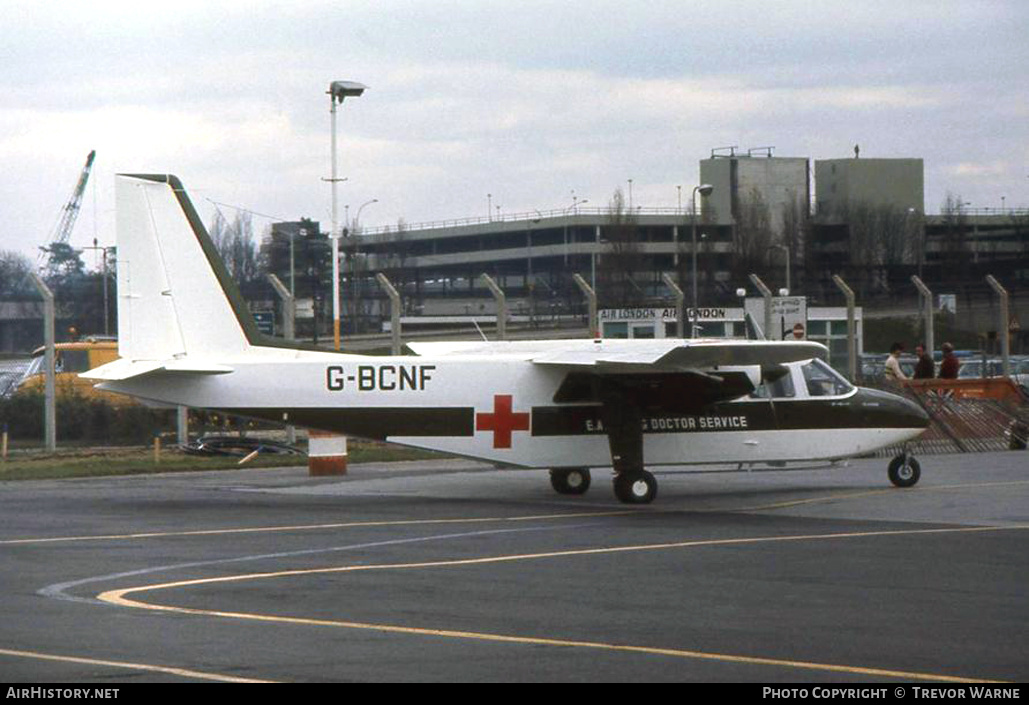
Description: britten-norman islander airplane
xmin=84 ymin=174 xmax=930 ymax=504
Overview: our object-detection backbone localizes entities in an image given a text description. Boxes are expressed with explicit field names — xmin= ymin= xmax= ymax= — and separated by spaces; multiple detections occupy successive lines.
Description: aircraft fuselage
xmin=103 ymin=351 xmax=928 ymax=469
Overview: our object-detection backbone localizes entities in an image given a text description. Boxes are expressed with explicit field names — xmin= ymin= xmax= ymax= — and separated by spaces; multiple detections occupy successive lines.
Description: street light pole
xmin=691 ymin=183 xmax=714 ymax=337
xmin=354 ymin=198 xmax=378 ymax=231
xmin=327 ymin=80 xmax=367 ymax=350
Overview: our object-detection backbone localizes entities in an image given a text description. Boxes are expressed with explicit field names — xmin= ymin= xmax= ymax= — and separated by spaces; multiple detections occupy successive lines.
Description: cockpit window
xmin=802 ymin=359 xmax=855 ymax=397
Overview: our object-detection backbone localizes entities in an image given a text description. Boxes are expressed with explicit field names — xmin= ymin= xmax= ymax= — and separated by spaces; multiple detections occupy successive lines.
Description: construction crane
xmin=38 ymin=149 xmax=96 ymax=276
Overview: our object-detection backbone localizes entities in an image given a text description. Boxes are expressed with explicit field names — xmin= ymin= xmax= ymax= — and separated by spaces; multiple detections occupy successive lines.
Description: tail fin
xmin=115 ymin=174 xmax=258 ymax=360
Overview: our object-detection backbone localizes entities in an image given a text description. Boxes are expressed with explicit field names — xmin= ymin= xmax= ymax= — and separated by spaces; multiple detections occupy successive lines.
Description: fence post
xmin=28 ymin=273 xmax=56 ymax=453
xmin=911 ymin=275 xmax=934 ymax=358
xmin=573 ymin=274 xmax=598 ymax=338
xmin=832 ymin=275 xmax=858 ymax=382
xmin=661 ymin=273 xmax=685 ymax=338
xmin=266 ymin=273 xmax=297 ymax=444
xmin=480 ymin=274 xmax=507 ymax=340
xmin=748 ymin=274 xmax=773 ymax=341
xmin=376 ymin=273 xmax=403 ymax=355
xmin=267 ymin=273 xmax=296 ymax=340
xmin=985 ymin=275 xmax=1011 ymax=377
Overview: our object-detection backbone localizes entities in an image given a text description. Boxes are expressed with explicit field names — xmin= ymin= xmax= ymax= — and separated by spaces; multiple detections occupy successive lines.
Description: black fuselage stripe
xmin=226 ymin=407 xmax=475 ymax=440
xmin=532 ymin=400 xmax=923 ymax=436
xmin=221 ymin=396 xmax=922 ymax=442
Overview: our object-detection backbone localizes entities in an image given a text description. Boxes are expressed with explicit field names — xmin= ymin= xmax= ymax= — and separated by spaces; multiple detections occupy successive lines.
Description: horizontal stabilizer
xmin=81 ymin=358 xmax=233 ymax=382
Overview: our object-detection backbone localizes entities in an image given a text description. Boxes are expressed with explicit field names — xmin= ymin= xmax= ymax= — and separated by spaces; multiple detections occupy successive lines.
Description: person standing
xmin=913 ymin=344 xmax=934 ymax=379
xmin=884 ymin=343 xmax=908 ymax=382
xmin=939 ymin=342 xmax=960 ymax=379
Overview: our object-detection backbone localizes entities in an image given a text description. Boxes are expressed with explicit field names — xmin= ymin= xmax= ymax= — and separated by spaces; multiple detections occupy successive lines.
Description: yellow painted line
xmin=99 ymin=523 xmax=1026 ymax=683
xmin=0 ymin=647 xmax=275 ymax=683
xmin=0 ymin=510 xmax=636 ymax=546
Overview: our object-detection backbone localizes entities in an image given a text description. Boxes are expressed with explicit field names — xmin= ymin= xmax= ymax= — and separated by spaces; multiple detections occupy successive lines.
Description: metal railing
xmin=357 ymin=206 xmax=700 ymax=236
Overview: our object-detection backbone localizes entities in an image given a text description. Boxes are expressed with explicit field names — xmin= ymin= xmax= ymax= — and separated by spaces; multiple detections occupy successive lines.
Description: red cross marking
xmin=475 ymin=394 xmax=531 ymax=449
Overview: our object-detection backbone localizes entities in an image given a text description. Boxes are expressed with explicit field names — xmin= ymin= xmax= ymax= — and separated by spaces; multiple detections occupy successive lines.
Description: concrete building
xmin=815 ymin=157 xmax=924 ymax=218
xmin=252 ymin=151 xmax=1023 ymax=354
xmin=699 ymin=148 xmax=810 ymax=239
xmin=341 ymin=208 xmax=737 ymax=334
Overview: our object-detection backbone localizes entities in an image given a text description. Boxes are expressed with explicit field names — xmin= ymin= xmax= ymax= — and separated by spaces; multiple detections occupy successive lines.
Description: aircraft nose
xmin=857 ymin=387 xmax=930 ymax=429
xmin=897 ymin=393 xmax=930 ymax=428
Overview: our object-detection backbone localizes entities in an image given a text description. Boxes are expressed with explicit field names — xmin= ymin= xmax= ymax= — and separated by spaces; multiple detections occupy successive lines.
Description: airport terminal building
xmin=245 ymin=150 xmax=1029 ymax=364
xmin=320 ymin=152 xmax=1022 ymax=333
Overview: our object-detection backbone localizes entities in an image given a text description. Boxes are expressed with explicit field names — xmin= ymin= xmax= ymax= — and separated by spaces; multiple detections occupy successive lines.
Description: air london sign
xmin=599 ymin=307 xmax=729 ymax=321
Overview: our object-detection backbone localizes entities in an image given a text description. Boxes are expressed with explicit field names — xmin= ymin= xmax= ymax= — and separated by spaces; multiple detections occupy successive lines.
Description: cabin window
xmin=802 ymin=359 xmax=854 ymax=396
xmin=750 ymin=367 xmax=796 ymax=399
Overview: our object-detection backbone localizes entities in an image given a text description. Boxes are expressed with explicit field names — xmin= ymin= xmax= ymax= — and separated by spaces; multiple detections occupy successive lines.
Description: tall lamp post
xmin=327 ymin=79 xmax=367 ymax=350
xmin=691 ymin=183 xmax=714 ymax=337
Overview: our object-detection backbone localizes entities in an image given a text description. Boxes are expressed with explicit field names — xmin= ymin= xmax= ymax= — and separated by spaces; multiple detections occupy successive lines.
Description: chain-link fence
xmin=0 ymin=358 xmax=30 ymax=399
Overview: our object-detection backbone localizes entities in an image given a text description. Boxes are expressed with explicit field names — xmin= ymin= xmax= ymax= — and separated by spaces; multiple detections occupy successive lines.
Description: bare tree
xmin=597 ymin=189 xmax=644 ymax=308
xmin=0 ymin=249 xmax=34 ymax=298
xmin=938 ymin=192 xmax=969 ymax=280
xmin=733 ymin=187 xmax=773 ymax=277
xmin=210 ymin=210 xmax=260 ymax=286
xmin=778 ymin=189 xmax=809 ymax=289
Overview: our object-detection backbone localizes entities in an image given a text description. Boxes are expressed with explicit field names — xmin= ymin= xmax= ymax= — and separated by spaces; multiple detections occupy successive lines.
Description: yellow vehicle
xmin=16 ymin=337 xmax=125 ymax=402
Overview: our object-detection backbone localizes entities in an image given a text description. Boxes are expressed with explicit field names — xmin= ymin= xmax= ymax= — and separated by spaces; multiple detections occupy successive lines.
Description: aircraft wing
xmin=411 ymin=339 xmax=826 ymax=409
xmin=529 ymin=339 xmax=826 ymax=371
xmin=409 ymin=339 xmax=826 ymax=371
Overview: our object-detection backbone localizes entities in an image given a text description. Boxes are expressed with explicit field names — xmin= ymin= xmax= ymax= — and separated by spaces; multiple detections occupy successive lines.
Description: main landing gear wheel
xmin=888 ymin=454 xmax=921 ymax=488
xmin=613 ymin=470 xmax=658 ymax=504
xmin=550 ymin=468 xmax=592 ymax=495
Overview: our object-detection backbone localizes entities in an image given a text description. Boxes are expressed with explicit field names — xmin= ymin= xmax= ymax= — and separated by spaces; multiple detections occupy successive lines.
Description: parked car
xmin=958 ymin=356 xmax=1029 ymax=394
xmin=859 ymin=353 xmax=919 ymax=382
xmin=0 ymin=359 xmax=31 ymax=399
xmin=13 ymin=337 xmax=129 ymax=403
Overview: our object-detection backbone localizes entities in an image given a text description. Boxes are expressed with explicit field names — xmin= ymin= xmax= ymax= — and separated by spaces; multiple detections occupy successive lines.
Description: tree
xmin=41 ymin=242 xmax=86 ymax=291
xmin=209 ymin=210 xmax=260 ymax=287
xmin=819 ymin=199 xmax=916 ymax=295
xmin=779 ymin=190 xmax=809 ymax=290
xmin=938 ymin=192 xmax=970 ymax=280
xmin=732 ymin=187 xmax=773 ymax=278
xmin=597 ymin=189 xmax=645 ymax=308
xmin=0 ymin=250 xmax=34 ymax=298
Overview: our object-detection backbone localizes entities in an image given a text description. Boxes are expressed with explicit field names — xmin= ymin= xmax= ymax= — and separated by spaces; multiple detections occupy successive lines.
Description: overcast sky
xmin=2 ymin=0 xmax=1027 ymax=263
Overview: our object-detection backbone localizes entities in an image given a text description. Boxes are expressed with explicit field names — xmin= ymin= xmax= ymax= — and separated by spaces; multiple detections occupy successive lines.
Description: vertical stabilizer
xmin=116 ymin=175 xmax=254 ymax=360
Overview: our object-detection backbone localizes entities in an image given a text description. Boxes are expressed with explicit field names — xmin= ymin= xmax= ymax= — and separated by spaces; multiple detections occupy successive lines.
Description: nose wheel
xmin=888 ymin=453 xmax=921 ymax=488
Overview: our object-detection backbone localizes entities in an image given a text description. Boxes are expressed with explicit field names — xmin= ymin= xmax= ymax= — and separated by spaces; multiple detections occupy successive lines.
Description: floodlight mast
xmin=327 ymin=80 xmax=368 ymax=350
xmin=691 ymin=183 xmax=714 ymax=337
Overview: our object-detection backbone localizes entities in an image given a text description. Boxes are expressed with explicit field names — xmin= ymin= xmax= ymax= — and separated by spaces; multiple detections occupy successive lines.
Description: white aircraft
xmin=84 ymin=174 xmax=930 ymax=504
